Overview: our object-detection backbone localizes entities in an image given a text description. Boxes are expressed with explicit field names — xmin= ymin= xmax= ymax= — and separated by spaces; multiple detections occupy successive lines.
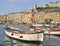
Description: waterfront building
xmin=21 ymin=12 xmax=35 ymax=24
xmin=21 ymin=12 xmax=27 ymax=24
xmin=0 ymin=2 xmax=60 ymax=24
xmin=0 ymin=16 xmax=1 ymax=23
xmin=44 ymin=12 xmax=60 ymax=24
xmin=25 ymin=12 xmax=32 ymax=24
xmin=24 ymin=4 xmax=38 ymax=24
xmin=51 ymin=12 xmax=60 ymax=24
xmin=6 ymin=12 xmax=23 ymax=24
xmin=6 ymin=13 xmax=19 ymax=23
xmin=1 ymin=15 xmax=7 ymax=23
xmin=35 ymin=12 xmax=45 ymax=24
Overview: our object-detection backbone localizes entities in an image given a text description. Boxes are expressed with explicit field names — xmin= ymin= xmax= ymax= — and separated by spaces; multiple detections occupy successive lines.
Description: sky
xmin=0 ymin=0 xmax=58 ymax=15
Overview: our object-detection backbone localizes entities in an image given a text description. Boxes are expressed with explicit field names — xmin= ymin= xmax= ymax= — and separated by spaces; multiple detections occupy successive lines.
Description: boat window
xmin=20 ymin=36 xmax=23 ymax=38
xmin=11 ymin=33 xmax=14 ymax=36
xmin=5 ymin=27 xmax=10 ymax=29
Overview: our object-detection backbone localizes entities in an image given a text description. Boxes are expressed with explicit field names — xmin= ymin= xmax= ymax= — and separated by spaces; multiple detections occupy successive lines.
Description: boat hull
xmin=5 ymin=31 xmax=43 ymax=42
xmin=44 ymin=31 xmax=60 ymax=35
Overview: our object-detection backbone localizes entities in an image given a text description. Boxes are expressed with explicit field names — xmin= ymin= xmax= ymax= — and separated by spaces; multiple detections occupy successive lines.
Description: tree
xmin=45 ymin=18 xmax=52 ymax=24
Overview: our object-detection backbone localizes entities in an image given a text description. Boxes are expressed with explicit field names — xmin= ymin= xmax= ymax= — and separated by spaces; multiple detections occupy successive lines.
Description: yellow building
xmin=51 ymin=12 xmax=60 ymax=24
xmin=6 ymin=12 xmax=23 ymax=23
xmin=21 ymin=12 xmax=26 ymax=23
xmin=35 ymin=12 xmax=46 ymax=24
xmin=0 ymin=15 xmax=7 ymax=23
xmin=22 ymin=12 xmax=33 ymax=24
xmin=1 ymin=2 xmax=60 ymax=24
xmin=44 ymin=12 xmax=60 ymax=24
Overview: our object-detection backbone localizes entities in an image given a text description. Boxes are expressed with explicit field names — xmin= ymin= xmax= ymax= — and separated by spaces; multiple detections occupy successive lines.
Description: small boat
xmin=5 ymin=26 xmax=44 ymax=42
xmin=32 ymin=24 xmax=60 ymax=35
xmin=44 ymin=28 xmax=60 ymax=35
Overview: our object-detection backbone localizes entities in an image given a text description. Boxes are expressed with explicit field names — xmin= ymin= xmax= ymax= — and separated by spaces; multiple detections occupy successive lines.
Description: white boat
xmin=32 ymin=24 xmax=60 ymax=35
xmin=32 ymin=24 xmax=43 ymax=26
xmin=44 ymin=28 xmax=60 ymax=35
xmin=5 ymin=26 xmax=44 ymax=42
xmin=32 ymin=24 xmax=54 ymax=27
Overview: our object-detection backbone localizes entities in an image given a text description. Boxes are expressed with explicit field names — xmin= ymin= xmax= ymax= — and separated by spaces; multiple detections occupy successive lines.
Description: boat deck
xmin=5 ymin=27 xmax=44 ymax=34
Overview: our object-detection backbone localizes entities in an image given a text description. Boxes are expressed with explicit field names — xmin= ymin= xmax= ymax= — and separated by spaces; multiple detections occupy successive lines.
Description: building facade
xmin=0 ymin=2 xmax=60 ymax=24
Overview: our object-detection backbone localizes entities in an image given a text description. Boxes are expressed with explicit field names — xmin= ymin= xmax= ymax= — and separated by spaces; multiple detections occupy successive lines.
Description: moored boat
xmin=32 ymin=24 xmax=60 ymax=35
xmin=44 ymin=28 xmax=60 ymax=35
xmin=5 ymin=26 xmax=44 ymax=42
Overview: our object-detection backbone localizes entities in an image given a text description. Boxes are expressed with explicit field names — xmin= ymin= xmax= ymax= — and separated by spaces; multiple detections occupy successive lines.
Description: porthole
xmin=20 ymin=36 xmax=23 ymax=38
xmin=11 ymin=33 xmax=14 ymax=36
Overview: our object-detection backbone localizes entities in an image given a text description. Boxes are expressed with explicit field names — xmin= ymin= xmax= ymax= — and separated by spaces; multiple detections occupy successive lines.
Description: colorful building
xmin=0 ymin=2 xmax=60 ymax=24
xmin=1 ymin=15 xmax=7 ymax=23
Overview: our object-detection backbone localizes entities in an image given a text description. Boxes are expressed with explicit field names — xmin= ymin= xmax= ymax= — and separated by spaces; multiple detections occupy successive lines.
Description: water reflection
xmin=4 ymin=36 xmax=43 ymax=46
xmin=4 ymin=35 xmax=60 ymax=46
xmin=44 ymin=35 xmax=60 ymax=46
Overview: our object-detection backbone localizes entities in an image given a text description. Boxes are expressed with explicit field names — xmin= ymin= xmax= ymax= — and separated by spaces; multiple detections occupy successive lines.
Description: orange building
xmin=1 ymin=15 xmax=7 ymax=23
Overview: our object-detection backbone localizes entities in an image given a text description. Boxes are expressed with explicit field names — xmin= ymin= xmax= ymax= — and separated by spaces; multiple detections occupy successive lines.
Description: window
xmin=11 ymin=33 xmax=14 ymax=36
xmin=20 ymin=36 xmax=23 ymax=38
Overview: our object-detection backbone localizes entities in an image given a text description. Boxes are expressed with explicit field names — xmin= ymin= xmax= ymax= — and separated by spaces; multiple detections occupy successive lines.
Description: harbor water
xmin=0 ymin=24 xmax=60 ymax=46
